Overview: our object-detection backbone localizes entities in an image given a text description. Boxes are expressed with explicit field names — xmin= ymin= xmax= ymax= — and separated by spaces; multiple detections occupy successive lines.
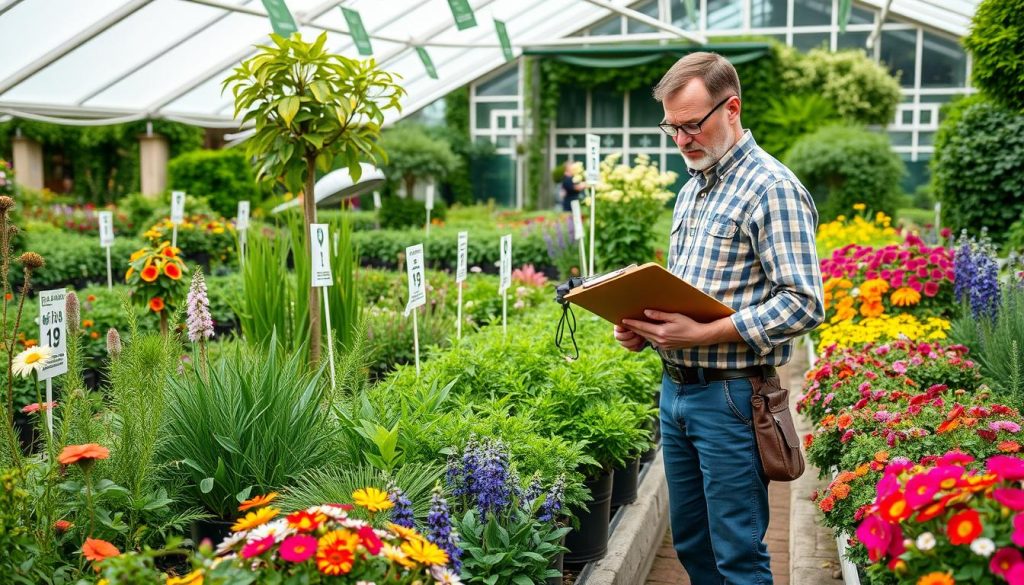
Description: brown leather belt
xmin=662 ymin=362 xmax=776 ymax=386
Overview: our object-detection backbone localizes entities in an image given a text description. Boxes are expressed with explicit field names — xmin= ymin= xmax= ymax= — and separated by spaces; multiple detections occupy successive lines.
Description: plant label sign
xmin=237 ymin=201 xmax=250 ymax=231
xmin=310 ymin=224 xmax=333 ymax=288
xmin=570 ymin=199 xmax=584 ymax=241
xmin=38 ymin=289 xmax=67 ymax=380
xmin=585 ymin=134 xmax=600 ymax=183
xmin=499 ymin=234 xmax=512 ymax=294
xmin=98 ymin=211 xmax=115 ymax=247
xmin=425 ymin=184 xmax=435 ymax=211
xmin=372 ymin=191 xmax=381 ymax=210
xmin=456 ymin=231 xmax=468 ymax=283
xmin=405 ymin=244 xmax=426 ymax=316
xmin=171 ymin=191 xmax=186 ymax=225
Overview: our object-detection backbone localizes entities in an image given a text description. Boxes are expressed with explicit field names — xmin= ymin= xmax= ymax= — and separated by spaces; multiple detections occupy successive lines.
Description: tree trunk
xmin=404 ymin=175 xmax=416 ymax=199
xmin=305 ymin=155 xmax=321 ymax=366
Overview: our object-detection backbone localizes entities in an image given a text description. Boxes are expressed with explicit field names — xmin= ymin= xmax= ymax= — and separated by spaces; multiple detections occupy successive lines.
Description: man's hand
xmin=622 ymin=309 xmax=743 ymax=351
xmin=613 ymin=324 xmax=648 ymax=352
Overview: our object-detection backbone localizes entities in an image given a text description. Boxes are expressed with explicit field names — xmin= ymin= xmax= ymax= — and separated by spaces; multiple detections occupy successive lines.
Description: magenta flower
xmin=904 ymin=473 xmax=940 ymax=510
xmin=892 ymin=361 xmax=907 ymax=375
xmin=994 ymin=489 xmax=1024 ymax=511
xmin=1014 ymin=514 xmax=1024 ymax=548
xmin=279 ymin=534 xmax=317 ymax=563
xmin=876 ymin=472 xmax=900 ymax=499
xmin=856 ymin=515 xmax=892 ymax=562
xmin=991 ymin=547 xmax=1023 ymax=578
xmin=991 ymin=421 xmax=1022 ymax=434
xmin=241 ymin=535 xmax=275 ymax=559
xmin=990 ymin=456 xmax=1024 ymax=481
xmin=937 ymin=450 xmax=973 ymax=466
xmin=928 ymin=465 xmax=966 ymax=491
xmin=924 ymin=281 xmax=940 ymax=297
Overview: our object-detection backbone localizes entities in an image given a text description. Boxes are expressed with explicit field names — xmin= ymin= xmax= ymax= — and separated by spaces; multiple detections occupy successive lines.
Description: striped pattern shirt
xmin=658 ymin=131 xmax=825 ymax=369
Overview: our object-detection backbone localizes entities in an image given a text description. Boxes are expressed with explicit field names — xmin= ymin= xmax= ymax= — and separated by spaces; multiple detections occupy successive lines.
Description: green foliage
xmin=949 ymin=282 xmax=1024 ymax=400
xmin=20 ymin=230 xmax=146 ymax=290
xmin=0 ymin=119 xmax=203 ymax=203
xmin=0 ymin=467 xmax=51 ymax=584
xmin=167 ymin=149 xmax=268 ymax=217
xmin=780 ymin=47 xmax=902 ymax=126
xmin=142 ymin=214 xmax=238 ymax=270
xmin=161 ymin=341 xmax=342 ymax=518
xmin=443 ymin=87 xmax=476 ymax=205
xmin=932 ymin=95 xmax=1024 ymax=243
xmin=378 ymin=123 xmax=463 ymax=197
xmin=456 ymin=504 xmax=569 ymax=585
xmin=963 ymin=0 xmax=1024 ymax=112
xmin=785 ymin=125 xmax=905 ymax=222
xmin=757 ymin=93 xmax=840 ymax=157
xmin=354 ymin=225 xmax=552 ymax=272
xmin=378 ymin=193 xmax=447 ymax=230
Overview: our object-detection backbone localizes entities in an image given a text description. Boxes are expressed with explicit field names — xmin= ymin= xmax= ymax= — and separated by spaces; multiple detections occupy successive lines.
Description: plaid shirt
xmin=659 ymin=131 xmax=824 ymax=369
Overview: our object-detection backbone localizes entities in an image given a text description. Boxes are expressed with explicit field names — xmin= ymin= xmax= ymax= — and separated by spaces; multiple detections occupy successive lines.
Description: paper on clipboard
xmin=563 ymin=262 xmax=734 ymax=325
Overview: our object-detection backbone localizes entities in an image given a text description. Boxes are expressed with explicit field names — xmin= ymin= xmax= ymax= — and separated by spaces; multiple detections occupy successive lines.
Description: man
xmin=614 ymin=52 xmax=824 ymax=584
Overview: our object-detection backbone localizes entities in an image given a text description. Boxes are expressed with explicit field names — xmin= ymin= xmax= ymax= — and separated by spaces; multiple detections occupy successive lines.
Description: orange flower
xmin=129 ymin=249 xmax=147 ymax=262
xmin=239 ymin=492 xmax=279 ymax=512
xmin=82 ymin=538 xmax=120 ymax=563
xmin=140 ymin=265 xmax=159 ymax=283
xmin=316 ymin=530 xmax=359 ymax=575
xmin=90 ymin=331 xmax=99 ymax=340
xmin=54 ymin=519 xmax=73 ymax=532
xmin=855 ymin=463 xmax=871 ymax=477
xmin=162 ymin=247 xmax=178 ymax=258
xmin=164 ymin=262 xmax=182 ymax=280
xmin=818 ymin=495 xmax=835 ymax=512
xmin=837 ymin=414 xmax=853 ymax=430
xmin=82 ymin=319 xmax=94 ymax=328
xmin=286 ymin=510 xmax=325 ymax=532
xmin=937 ymin=419 xmax=960 ymax=434
xmin=946 ymin=509 xmax=982 ymax=545
xmin=831 ymin=483 xmax=851 ymax=500
xmin=87 ymin=295 xmax=96 ymax=302
xmin=232 ymin=507 xmax=279 ymax=532
xmin=874 ymin=451 xmax=889 ymax=463
xmin=149 ymin=297 xmax=165 ymax=313
xmin=58 ymin=443 xmax=110 ymax=465
xmin=878 ymin=492 xmax=911 ymax=523
xmin=860 ymin=300 xmax=885 ymax=318
xmin=890 ymin=287 xmax=922 ymax=307
xmin=917 ymin=572 xmax=954 ymax=585
xmin=999 ymin=440 xmax=1021 ymax=453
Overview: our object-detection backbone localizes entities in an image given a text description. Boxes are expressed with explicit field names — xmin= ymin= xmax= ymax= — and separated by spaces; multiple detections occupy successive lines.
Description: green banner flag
xmin=447 ymin=0 xmax=477 ymax=30
xmin=838 ymin=0 xmax=852 ymax=33
xmin=341 ymin=7 xmax=373 ymax=55
xmin=416 ymin=47 xmax=438 ymax=79
xmin=260 ymin=0 xmax=298 ymax=37
xmin=494 ymin=19 xmax=513 ymax=62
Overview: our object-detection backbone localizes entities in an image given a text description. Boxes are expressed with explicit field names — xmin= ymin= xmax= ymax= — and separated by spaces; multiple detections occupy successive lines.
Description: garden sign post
xmin=310 ymin=224 xmax=336 ymax=390
xmin=404 ymin=244 xmax=427 ymax=376
xmin=98 ymin=211 xmax=115 ymax=290
xmin=38 ymin=289 xmax=68 ymax=436
xmin=236 ymin=201 xmax=250 ymax=267
xmin=456 ymin=231 xmax=468 ymax=340
xmin=585 ymin=134 xmax=600 ymax=276
xmin=170 ymin=191 xmax=186 ymax=250
xmin=372 ymin=191 xmax=381 ymax=230
xmin=424 ymin=184 xmax=435 ymax=238
xmin=570 ymin=199 xmax=586 ymax=277
xmin=499 ymin=234 xmax=511 ymax=336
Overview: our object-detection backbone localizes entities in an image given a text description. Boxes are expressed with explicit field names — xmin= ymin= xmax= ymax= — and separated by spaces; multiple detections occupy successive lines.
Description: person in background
xmin=560 ymin=160 xmax=585 ymax=212
xmin=613 ymin=51 xmax=825 ymax=584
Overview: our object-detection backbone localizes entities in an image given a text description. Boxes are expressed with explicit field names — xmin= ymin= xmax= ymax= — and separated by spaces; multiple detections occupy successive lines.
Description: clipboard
xmin=563 ymin=262 xmax=734 ymax=325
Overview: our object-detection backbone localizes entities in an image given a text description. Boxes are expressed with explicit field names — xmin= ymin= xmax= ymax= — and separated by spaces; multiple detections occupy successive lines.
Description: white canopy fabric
xmin=0 ymin=0 xmax=977 ymax=128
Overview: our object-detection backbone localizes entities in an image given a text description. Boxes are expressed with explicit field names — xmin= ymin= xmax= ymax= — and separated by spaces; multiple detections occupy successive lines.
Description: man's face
xmin=662 ymin=78 xmax=737 ymax=171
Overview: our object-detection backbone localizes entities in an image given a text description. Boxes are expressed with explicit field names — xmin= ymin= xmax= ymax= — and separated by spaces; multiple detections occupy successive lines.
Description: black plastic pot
xmin=641 ymin=415 xmax=662 ymax=464
xmin=611 ymin=456 xmax=640 ymax=507
xmin=565 ymin=467 xmax=614 ymax=567
xmin=191 ymin=518 xmax=234 ymax=546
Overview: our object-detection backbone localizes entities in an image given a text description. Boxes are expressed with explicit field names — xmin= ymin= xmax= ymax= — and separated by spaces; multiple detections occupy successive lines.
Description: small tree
xmin=225 ymin=32 xmax=404 ymax=364
xmin=378 ymin=123 xmax=462 ymax=197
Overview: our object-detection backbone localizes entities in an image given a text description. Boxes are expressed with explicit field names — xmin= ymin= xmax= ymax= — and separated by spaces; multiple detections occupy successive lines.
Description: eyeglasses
xmin=658 ymin=96 xmax=734 ymax=137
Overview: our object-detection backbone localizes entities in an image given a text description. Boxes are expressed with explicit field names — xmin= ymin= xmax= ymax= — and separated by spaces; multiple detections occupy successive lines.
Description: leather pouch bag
xmin=750 ymin=375 xmax=805 ymax=481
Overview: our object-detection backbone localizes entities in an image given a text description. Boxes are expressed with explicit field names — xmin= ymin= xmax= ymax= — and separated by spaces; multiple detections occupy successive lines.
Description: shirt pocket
xmin=705 ymin=213 xmax=739 ymax=239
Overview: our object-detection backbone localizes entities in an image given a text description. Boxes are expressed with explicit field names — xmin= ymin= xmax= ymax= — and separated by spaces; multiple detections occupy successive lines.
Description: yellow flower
xmin=401 ymin=537 xmax=449 ymax=566
xmin=382 ymin=543 xmax=417 ymax=569
xmin=352 ymin=487 xmax=393 ymax=512
xmin=388 ymin=523 xmax=425 ymax=542
xmin=130 ymin=248 xmax=147 ymax=262
xmin=231 ymin=506 xmax=279 ymax=531
xmin=852 ymin=203 xmax=866 ymax=211
xmin=166 ymin=570 xmax=203 ymax=585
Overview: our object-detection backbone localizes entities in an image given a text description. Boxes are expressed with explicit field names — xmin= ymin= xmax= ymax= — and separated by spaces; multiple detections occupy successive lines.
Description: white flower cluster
xmin=574 ymin=153 xmax=677 ymax=205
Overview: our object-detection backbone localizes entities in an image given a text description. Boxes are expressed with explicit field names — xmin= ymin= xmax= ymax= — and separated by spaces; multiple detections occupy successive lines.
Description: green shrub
xmin=22 ymin=231 xmax=147 ymax=290
xmin=378 ymin=195 xmax=447 ymax=230
xmin=785 ymin=125 xmax=905 ymax=222
xmin=167 ymin=149 xmax=267 ymax=217
xmin=932 ymin=96 xmax=1024 ymax=243
xmin=781 ymin=47 xmax=903 ymax=126
xmin=963 ymin=0 xmax=1024 ymax=112
xmin=378 ymin=123 xmax=463 ymax=197
xmin=354 ymin=226 xmax=551 ymax=272
xmin=757 ymin=93 xmax=840 ymax=158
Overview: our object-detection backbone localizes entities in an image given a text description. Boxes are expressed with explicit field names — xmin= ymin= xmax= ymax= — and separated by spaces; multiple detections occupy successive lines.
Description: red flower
xmin=82 ymin=538 xmax=120 ymax=563
xmin=164 ymin=262 xmax=182 ymax=280
xmin=140 ymin=265 xmax=159 ymax=283
xmin=148 ymin=297 xmax=165 ymax=313
xmin=58 ymin=443 xmax=110 ymax=465
xmin=54 ymin=519 xmax=73 ymax=532
xmin=878 ymin=492 xmax=911 ymax=523
xmin=946 ymin=509 xmax=983 ymax=545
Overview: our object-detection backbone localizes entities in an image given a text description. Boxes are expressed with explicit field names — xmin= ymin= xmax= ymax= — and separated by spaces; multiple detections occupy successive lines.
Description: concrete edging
xmin=579 ymin=452 xmax=670 ymax=585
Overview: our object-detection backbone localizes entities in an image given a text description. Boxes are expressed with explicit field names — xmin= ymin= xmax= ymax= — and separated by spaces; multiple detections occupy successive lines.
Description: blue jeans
xmin=660 ymin=372 xmax=772 ymax=585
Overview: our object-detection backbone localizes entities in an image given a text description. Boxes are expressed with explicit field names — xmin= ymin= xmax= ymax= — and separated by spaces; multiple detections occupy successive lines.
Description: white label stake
xmin=425 ymin=184 xmax=435 ymax=238
xmin=170 ymin=191 xmax=186 ymax=250
xmin=570 ymin=199 xmax=586 ymax=277
xmin=585 ymin=134 xmax=600 ymax=276
xmin=456 ymin=231 xmax=468 ymax=340
xmin=499 ymin=234 xmax=512 ymax=336
xmin=309 ymin=224 xmax=336 ymax=389
xmin=38 ymin=289 xmax=68 ymax=435
xmin=404 ymin=244 xmax=427 ymax=376
xmin=237 ymin=201 xmax=250 ymax=267
xmin=98 ymin=211 xmax=115 ymax=290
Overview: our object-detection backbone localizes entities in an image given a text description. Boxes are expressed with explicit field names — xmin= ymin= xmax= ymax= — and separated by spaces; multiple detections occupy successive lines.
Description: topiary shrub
xmin=167 ymin=149 xmax=266 ymax=217
xmin=785 ymin=125 xmax=905 ymax=222
xmin=932 ymin=95 xmax=1024 ymax=244
xmin=377 ymin=123 xmax=462 ymax=198
xmin=963 ymin=0 xmax=1024 ymax=112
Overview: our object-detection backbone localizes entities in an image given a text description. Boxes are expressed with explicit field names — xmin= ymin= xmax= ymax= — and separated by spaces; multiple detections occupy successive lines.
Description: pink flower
xmin=892 ymin=361 xmax=907 ymax=375
xmin=21 ymin=401 xmax=57 ymax=414
xmin=1009 ymin=563 xmax=1024 ymax=585
xmin=856 ymin=515 xmax=892 ymax=562
xmin=937 ymin=451 xmax=973 ymax=466
xmin=1015 ymin=514 xmax=1024 ymax=548
xmin=990 ymin=456 xmax=1024 ymax=481
xmin=929 ymin=465 xmax=966 ymax=491
xmin=991 ymin=547 xmax=1022 ymax=577
xmin=241 ymin=535 xmax=275 ymax=559
xmin=924 ymin=281 xmax=940 ymax=297
xmin=991 ymin=421 xmax=1022 ymax=434
xmin=904 ymin=473 xmax=940 ymax=509
xmin=278 ymin=534 xmax=316 ymax=563
xmin=186 ymin=268 xmax=214 ymax=343
xmin=909 ymin=278 xmax=923 ymax=292
xmin=994 ymin=489 xmax=1024 ymax=511
xmin=876 ymin=472 xmax=900 ymax=499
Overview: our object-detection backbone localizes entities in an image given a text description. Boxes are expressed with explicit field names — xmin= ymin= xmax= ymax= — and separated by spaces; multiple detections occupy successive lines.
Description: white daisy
xmin=12 ymin=346 xmax=53 ymax=378
xmin=216 ymin=532 xmax=246 ymax=555
xmin=247 ymin=518 xmax=293 ymax=543
xmin=970 ymin=537 xmax=995 ymax=557
xmin=915 ymin=532 xmax=936 ymax=551
xmin=431 ymin=566 xmax=464 ymax=584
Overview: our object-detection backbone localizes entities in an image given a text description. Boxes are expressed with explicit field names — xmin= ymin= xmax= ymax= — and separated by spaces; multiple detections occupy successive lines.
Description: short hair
xmin=652 ymin=52 xmax=741 ymax=103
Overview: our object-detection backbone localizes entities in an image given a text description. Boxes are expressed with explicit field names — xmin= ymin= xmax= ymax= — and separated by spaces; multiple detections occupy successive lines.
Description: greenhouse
xmin=1 ymin=0 xmax=1023 ymax=583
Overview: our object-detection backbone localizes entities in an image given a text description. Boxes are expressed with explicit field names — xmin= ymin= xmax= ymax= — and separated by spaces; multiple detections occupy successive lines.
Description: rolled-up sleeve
xmin=730 ymin=179 xmax=825 ymax=356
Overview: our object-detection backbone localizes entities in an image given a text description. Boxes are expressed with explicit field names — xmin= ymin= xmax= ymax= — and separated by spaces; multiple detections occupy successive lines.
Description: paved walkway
xmin=644 ymin=348 xmax=842 ymax=585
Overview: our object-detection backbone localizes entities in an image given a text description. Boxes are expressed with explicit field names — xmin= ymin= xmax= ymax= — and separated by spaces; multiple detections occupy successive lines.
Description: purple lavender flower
xmin=954 ymin=232 xmax=1001 ymax=320
xmin=954 ymin=234 xmax=976 ymax=304
xmin=538 ymin=475 xmax=565 ymax=523
xmin=426 ymin=485 xmax=462 ymax=572
xmin=447 ymin=435 xmax=481 ymax=499
xmin=186 ymin=267 xmax=214 ymax=342
xmin=475 ymin=440 xmax=511 ymax=519
xmin=523 ymin=473 xmax=544 ymax=507
xmin=388 ymin=483 xmax=415 ymax=528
